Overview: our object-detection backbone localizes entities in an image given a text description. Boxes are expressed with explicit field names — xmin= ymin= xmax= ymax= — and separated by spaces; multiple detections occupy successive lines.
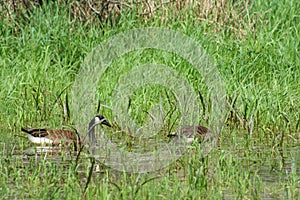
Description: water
xmin=2 ymin=137 xmax=300 ymax=199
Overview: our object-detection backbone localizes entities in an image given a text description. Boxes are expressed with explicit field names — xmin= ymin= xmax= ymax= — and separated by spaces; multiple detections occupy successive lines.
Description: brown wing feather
xmin=45 ymin=130 xmax=78 ymax=144
xmin=21 ymin=128 xmax=49 ymax=137
xmin=177 ymin=125 xmax=212 ymax=138
xmin=196 ymin=126 xmax=210 ymax=135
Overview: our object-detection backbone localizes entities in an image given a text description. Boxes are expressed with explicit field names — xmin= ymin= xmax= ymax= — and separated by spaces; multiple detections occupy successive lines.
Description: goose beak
xmin=100 ymin=119 xmax=112 ymax=127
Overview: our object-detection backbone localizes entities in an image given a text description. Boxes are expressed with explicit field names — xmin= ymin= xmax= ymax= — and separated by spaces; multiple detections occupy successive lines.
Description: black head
xmin=88 ymin=115 xmax=112 ymax=145
xmin=94 ymin=115 xmax=112 ymax=127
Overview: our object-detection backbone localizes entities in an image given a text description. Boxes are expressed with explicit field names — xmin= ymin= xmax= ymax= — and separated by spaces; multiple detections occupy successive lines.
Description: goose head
xmin=88 ymin=115 xmax=112 ymax=144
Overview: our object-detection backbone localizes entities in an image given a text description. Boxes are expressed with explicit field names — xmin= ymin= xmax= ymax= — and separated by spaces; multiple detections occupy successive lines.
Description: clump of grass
xmin=2 ymin=0 xmax=257 ymax=38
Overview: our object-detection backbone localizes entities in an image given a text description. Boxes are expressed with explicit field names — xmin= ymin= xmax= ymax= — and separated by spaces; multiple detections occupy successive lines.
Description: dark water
xmin=2 ymin=138 xmax=300 ymax=199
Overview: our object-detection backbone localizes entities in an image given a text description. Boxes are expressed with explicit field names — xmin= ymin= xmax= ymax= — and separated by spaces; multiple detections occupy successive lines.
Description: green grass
xmin=0 ymin=0 xmax=299 ymax=199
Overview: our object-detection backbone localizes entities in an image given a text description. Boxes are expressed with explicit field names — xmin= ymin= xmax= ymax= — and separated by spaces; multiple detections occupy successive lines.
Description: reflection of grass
xmin=1 ymin=0 xmax=300 ymax=199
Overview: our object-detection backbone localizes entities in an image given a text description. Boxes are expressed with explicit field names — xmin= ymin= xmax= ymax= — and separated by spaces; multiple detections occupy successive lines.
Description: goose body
xmin=168 ymin=125 xmax=213 ymax=144
xmin=21 ymin=115 xmax=111 ymax=146
xmin=21 ymin=128 xmax=79 ymax=145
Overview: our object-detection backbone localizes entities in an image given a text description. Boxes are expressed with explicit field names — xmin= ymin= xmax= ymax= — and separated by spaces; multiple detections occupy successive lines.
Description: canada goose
xmin=167 ymin=125 xmax=214 ymax=144
xmin=21 ymin=115 xmax=111 ymax=146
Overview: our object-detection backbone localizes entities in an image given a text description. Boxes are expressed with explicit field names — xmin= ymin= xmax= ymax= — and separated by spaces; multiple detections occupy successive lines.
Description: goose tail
xmin=21 ymin=127 xmax=30 ymax=134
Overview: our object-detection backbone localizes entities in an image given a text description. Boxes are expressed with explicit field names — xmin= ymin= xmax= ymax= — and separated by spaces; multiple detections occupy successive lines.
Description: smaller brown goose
xmin=21 ymin=115 xmax=111 ymax=146
xmin=167 ymin=125 xmax=214 ymax=144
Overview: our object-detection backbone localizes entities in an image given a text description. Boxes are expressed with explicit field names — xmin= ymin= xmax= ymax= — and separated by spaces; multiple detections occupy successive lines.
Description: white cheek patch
xmin=186 ymin=138 xmax=195 ymax=144
xmin=26 ymin=134 xmax=53 ymax=144
xmin=94 ymin=117 xmax=101 ymax=124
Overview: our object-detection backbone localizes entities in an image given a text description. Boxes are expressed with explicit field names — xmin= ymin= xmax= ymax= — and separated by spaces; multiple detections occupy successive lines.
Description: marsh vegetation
xmin=0 ymin=0 xmax=299 ymax=199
